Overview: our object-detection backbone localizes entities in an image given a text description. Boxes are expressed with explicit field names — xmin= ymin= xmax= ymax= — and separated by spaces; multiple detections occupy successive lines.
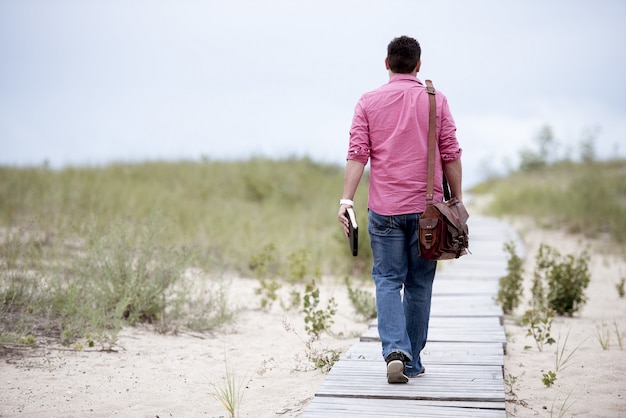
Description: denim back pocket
xmin=368 ymin=210 xmax=393 ymax=236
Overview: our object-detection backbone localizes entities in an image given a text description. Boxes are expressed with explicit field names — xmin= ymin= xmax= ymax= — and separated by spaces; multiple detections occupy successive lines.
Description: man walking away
xmin=337 ymin=35 xmax=463 ymax=383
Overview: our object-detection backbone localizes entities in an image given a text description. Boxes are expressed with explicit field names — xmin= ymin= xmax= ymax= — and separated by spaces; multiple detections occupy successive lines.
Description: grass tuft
xmin=471 ymin=159 xmax=626 ymax=246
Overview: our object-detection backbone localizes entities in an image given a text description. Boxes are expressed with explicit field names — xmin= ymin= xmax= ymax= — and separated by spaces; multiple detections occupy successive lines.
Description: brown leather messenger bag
xmin=417 ymin=80 xmax=470 ymax=260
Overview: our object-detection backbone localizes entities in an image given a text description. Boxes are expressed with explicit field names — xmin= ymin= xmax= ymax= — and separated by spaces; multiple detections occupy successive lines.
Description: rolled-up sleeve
xmin=438 ymin=95 xmax=462 ymax=163
xmin=347 ymin=99 xmax=371 ymax=165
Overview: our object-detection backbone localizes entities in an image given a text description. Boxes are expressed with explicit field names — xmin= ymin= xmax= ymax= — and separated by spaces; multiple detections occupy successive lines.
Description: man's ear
xmin=415 ymin=59 xmax=422 ymax=73
xmin=385 ymin=57 xmax=390 ymax=70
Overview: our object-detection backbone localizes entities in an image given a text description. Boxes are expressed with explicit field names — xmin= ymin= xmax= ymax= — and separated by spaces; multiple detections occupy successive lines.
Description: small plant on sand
xmin=210 ymin=355 xmax=252 ymax=418
xmin=283 ymin=319 xmax=341 ymax=373
xmin=616 ymin=277 xmax=625 ymax=298
xmin=614 ymin=321 xmax=624 ymax=350
xmin=285 ymin=248 xmax=310 ymax=284
xmin=554 ymin=327 xmax=583 ymax=372
xmin=539 ymin=328 xmax=583 ymax=389
xmin=18 ymin=334 xmax=36 ymax=346
xmin=255 ymin=277 xmax=281 ymax=310
xmin=344 ymin=276 xmax=377 ymax=321
xmin=280 ymin=289 xmax=301 ymax=312
xmin=550 ymin=386 xmax=577 ymax=418
xmin=503 ymin=370 xmax=525 ymax=405
xmin=521 ymin=308 xmax=556 ymax=352
xmin=250 ymin=243 xmax=281 ymax=310
xmin=542 ymin=370 xmax=557 ymax=387
xmin=302 ymin=280 xmax=337 ymax=337
xmin=302 ymin=335 xmax=341 ymax=373
xmin=497 ymin=241 xmax=525 ymax=314
xmin=503 ymin=372 xmax=519 ymax=393
xmin=595 ymin=321 xmax=611 ymax=350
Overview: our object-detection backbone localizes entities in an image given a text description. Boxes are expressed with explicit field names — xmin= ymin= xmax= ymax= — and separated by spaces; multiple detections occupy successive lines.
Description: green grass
xmin=0 ymin=157 xmax=370 ymax=347
xmin=0 ymin=157 xmax=370 ymax=273
xmin=471 ymin=159 xmax=626 ymax=246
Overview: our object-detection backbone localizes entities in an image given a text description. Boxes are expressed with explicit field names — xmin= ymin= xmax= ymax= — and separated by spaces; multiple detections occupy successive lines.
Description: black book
xmin=345 ymin=207 xmax=358 ymax=256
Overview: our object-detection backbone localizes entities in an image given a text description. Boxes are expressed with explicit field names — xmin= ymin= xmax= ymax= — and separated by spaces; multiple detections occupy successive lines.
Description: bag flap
xmin=434 ymin=200 xmax=469 ymax=231
xmin=419 ymin=216 xmax=439 ymax=230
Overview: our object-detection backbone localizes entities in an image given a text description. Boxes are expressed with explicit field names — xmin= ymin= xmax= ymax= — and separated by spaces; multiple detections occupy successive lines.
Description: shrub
xmin=1 ymin=215 xmax=235 ymax=347
xmin=521 ymin=308 xmax=556 ymax=352
xmin=534 ymin=244 xmax=591 ymax=316
xmin=344 ymin=277 xmax=377 ymax=320
xmin=616 ymin=277 xmax=625 ymax=298
xmin=496 ymin=241 xmax=524 ymax=314
xmin=286 ymin=248 xmax=310 ymax=284
xmin=73 ymin=216 xmax=193 ymax=328
xmin=302 ymin=281 xmax=336 ymax=337
xmin=250 ymin=243 xmax=281 ymax=310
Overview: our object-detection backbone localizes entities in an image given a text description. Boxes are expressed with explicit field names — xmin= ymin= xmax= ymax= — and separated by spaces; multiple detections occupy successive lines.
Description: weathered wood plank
xmin=432 ymin=278 xmax=499 ymax=295
xmin=364 ymin=313 xmax=506 ymax=346
xmin=315 ymin=362 xmax=505 ymax=402
xmin=343 ymin=341 xmax=504 ymax=366
xmin=361 ymin=326 xmax=505 ymax=345
xmin=433 ymin=269 xmax=504 ymax=280
xmin=368 ymin=316 xmax=503 ymax=329
xmin=301 ymin=398 xmax=506 ymax=417
xmin=429 ymin=295 xmax=503 ymax=318
xmin=441 ymin=260 xmax=508 ymax=272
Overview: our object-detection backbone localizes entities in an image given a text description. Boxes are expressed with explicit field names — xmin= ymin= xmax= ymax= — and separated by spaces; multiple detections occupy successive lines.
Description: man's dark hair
xmin=387 ymin=36 xmax=421 ymax=74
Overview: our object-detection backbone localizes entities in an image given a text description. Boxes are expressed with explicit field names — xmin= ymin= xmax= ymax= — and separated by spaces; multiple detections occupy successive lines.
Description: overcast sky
xmin=1 ymin=0 xmax=625 ymax=186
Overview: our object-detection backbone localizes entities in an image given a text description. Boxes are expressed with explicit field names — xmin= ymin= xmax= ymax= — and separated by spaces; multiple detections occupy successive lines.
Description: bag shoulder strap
xmin=425 ymin=79 xmax=436 ymax=202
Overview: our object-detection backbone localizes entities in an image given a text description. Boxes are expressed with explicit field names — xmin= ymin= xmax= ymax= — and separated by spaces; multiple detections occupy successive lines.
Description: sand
xmin=1 ymin=275 xmax=366 ymax=417
xmin=2 ymin=215 xmax=625 ymax=417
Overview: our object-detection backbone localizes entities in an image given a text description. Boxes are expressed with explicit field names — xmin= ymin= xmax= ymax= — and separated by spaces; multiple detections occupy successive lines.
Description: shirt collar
xmin=389 ymin=74 xmax=423 ymax=85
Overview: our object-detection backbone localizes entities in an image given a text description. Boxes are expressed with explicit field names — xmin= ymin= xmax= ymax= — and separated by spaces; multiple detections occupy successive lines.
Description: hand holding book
xmin=344 ymin=207 xmax=358 ymax=256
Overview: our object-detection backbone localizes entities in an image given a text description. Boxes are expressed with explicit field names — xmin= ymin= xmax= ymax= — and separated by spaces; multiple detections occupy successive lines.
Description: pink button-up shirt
xmin=347 ymin=74 xmax=462 ymax=215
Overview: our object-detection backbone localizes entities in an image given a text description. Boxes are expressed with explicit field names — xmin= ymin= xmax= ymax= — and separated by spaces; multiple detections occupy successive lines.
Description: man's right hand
xmin=337 ymin=204 xmax=352 ymax=237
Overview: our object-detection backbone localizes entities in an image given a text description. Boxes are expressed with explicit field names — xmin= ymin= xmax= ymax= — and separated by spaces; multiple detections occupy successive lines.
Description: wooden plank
xmin=461 ymin=241 xmax=510 ymax=253
xmin=368 ymin=316 xmax=503 ymax=329
xmin=363 ymin=317 xmax=506 ymax=345
xmin=463 ymin=216 xmax=526 ymax=258
xmin=343 ymin=341 xmax=504 ymax=366
xmin=361 ymin=326 xmax=506 ymax=345
xmin=433 ymin=269 xmax=504 ymax=280
xmin=301 ymin=398 xmax=506 ymax=418
xmin=441 ymin=260 xmax=508 ymax=272
xmin=429 ymin=295 xmax=503 ymax=318
xmin=432 ymin=279 xmax=499 ymax=295
xmin=315 ymin=362 xmax=504 ymax=402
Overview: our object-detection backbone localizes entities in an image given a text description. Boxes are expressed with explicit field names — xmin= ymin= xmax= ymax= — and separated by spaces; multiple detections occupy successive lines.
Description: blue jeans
xmin=368 ymin=209 xmax=437 ymax=377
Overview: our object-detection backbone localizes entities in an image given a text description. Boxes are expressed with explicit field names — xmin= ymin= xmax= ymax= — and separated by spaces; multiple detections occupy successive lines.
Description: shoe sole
xmin=387 ymin=360 xmax=408 ymax=383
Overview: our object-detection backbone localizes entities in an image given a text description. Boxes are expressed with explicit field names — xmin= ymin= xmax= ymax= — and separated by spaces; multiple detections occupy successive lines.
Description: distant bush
xmin=518 ymin=125 xmax=557 ymax=172
xmin=471 ymin=159 xmax=626 ymax=245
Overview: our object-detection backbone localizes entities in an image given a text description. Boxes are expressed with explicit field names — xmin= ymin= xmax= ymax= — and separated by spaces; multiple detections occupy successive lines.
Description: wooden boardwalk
xmin=301 ymin=215 xmax=523 ymax=417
